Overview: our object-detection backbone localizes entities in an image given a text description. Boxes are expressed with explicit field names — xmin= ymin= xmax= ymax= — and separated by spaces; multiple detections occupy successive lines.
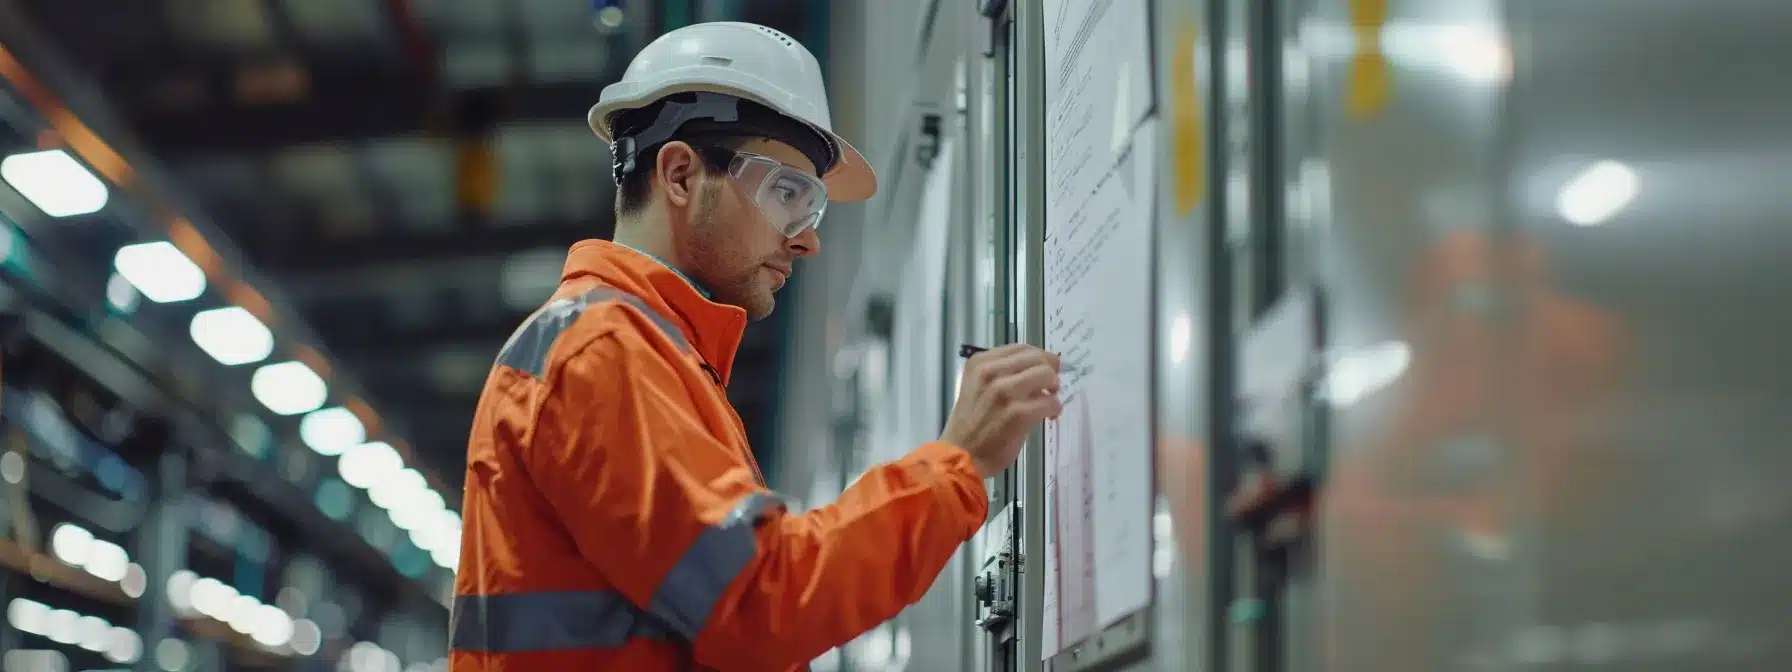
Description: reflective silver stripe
xmin=496 ymin=287 xmax=691 ymax=378
xmin=448 ymin=589 xmax=675 ymax=653
xmin=448 ymin=493 xmax=787 ymax=653
xmin=644 ymin=491 xmax=789 ymax=639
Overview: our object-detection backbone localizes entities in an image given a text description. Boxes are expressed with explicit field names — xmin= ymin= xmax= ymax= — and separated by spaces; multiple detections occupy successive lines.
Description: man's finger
xmin=996 ymin=364 xmax=1060 ymax=399
xmin=977 ymin=345 xmax=1056 ymax=380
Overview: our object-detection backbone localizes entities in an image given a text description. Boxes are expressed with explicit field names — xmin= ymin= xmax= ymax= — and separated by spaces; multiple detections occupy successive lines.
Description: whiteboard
xmin=1039 ymin=0 xmax=1156 ymax=657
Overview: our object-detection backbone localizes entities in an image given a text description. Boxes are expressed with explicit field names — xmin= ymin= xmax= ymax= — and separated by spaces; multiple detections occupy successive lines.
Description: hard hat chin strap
xmin=610 ymin=91 xmax=836 ymax=185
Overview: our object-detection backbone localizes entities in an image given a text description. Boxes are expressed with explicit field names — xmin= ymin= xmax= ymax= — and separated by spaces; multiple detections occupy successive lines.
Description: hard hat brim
xmin=821 ymin=134 xmax=876 ymax=203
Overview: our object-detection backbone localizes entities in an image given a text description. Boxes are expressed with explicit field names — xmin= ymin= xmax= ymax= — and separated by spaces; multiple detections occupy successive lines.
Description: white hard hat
xmin=589 ymin=21 xmax=877 ymax=202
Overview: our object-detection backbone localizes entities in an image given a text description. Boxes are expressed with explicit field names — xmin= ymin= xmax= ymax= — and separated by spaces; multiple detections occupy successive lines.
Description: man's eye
xmin=772 ymin=186 xmax=797 ymax=202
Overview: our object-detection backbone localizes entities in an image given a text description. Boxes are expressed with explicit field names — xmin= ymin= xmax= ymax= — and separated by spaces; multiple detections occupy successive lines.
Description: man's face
xmin=682 ymin=138 xmax=822 ymax=321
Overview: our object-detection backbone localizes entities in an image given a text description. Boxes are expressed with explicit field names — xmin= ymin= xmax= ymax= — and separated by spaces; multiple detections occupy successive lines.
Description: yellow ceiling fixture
xmin=1345 ymin=0 xmax=1392 ymax=120
xmin=1169 ymin=22 xmax=1206 ymax=215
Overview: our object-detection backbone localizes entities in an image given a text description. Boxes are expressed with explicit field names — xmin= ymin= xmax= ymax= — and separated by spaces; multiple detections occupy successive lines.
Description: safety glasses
xmin=723 ymin=151 xmax=828 ymax=237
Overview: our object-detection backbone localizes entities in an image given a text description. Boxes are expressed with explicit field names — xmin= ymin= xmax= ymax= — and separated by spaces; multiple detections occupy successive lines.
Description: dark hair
xmin=615 ymin=136 xmax=748 ymax=218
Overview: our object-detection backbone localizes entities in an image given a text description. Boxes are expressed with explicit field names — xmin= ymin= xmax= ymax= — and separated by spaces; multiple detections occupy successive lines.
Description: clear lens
xmin=729 ymin=153 xmax=828 ymax=237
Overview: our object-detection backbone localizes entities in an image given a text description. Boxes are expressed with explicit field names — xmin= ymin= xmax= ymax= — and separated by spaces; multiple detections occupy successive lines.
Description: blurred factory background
xmin=13 ymin=0 xmax=1792 ymax=670
xmin=0 ymin=1 xmax=837 ymax=670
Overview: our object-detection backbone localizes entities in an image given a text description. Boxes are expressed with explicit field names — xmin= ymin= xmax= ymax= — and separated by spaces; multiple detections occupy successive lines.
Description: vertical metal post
xmin=1011 ymin=0 xmax=1047 ymax=669
xmin=988 ymin=9 xmax=1021 ymax=670
xmin=1204 ymin=0 xmax=1240 ymax=670
xmin=967 ymin=6 xmax=1011 ymax=669
xmin=134 ymin=444 xmax=187 ymax=672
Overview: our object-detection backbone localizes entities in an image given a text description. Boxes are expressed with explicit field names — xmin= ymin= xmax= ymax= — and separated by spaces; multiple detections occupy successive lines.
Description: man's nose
xmin=786 ymin=226 xmax=820 ymax=258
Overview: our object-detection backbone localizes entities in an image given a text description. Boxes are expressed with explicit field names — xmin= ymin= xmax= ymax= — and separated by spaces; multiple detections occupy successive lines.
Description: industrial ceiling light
xmin=250 ymin=361 xmax=328 ymax=415
xmin=189 ymin=307 xmax=274 ymax=366
xmin=389 ymin=491 xmax=446 ymax=532
xmin=431 ymin=543 xmax=460 ymax=572
xmin=4 ymin=598 xmax=142 ymax=664
xmin=0 ymin=149 xmax=109 ymax=217
xmin=1557 ymin=160 xmax=1639 ymax=226
xmin=104 ymin=273 xmax=139 ymax=313
xmin=409 ymin=509 xmax=462 ymax=554
xmin=339 ymin=441 xmax=402 ymax=490
xmin=49 ymin=523 xmax=94 ymax=566
xmin=289 ymin=619 xmax=323 ymax=656
xmin=298 ymin=407 xmax=364 ymax=456
xmin=368 ymin=467 xmax=427 ymax=511
xmin=592 ymin=0 xmax=626 ymax=31
xmin=113 ymin=241 xmax=206 ymax=303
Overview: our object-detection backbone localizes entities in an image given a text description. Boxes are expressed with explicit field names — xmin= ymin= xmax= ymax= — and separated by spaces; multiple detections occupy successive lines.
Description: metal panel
xmin=820 ymin=1 xmax=1792 ymax=670
xmin=1142 ymin=0 xmax=1220 ymax=669
xmin=1491 ymin=1 xmax=1792 ymax=669
xmin=1301 ymin=0 xmax=1520 ymax=667
xmin=1295 ymin=0 xmax=1792 ymax=670
xmin=1011 ymin=0 xmax=1048 ymax=669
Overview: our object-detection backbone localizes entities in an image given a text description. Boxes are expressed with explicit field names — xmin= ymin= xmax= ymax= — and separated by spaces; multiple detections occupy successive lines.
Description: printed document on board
xmin=1040 ymin=125 xmax=1159 ymax=657
xmin=1040 ymin=0 xmax=1155 ymax=657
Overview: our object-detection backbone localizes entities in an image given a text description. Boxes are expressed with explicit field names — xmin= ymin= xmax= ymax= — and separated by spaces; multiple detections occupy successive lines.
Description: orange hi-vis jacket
xmin=450 ymin=240 xmax=990 ymax=671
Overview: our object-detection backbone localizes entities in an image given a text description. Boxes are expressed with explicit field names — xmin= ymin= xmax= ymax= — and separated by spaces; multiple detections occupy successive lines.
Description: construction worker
xmin=450 ymin=21 xmax=1063 ymax=671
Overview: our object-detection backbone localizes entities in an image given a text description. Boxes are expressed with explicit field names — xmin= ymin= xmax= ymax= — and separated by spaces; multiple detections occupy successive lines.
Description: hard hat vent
xmin=755 ymin=25 xmax=797 ymax=48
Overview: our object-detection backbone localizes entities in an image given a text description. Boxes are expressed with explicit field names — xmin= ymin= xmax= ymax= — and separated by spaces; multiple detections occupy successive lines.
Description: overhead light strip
xmin=0 ymin=35 xmax=455 ymax=503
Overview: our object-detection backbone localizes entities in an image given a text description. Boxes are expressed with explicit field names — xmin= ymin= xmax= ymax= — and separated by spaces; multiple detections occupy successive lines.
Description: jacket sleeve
xmin=524 ymin=327 xmax=990 ymax=670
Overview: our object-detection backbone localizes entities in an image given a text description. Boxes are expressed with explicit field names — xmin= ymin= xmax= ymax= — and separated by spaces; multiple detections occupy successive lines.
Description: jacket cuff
xmin=909 ymin=441 xmax=991 ymax=532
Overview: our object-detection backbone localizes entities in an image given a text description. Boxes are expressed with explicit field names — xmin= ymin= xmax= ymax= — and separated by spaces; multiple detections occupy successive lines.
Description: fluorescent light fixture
xmin=7 ymin=598 xmax=50 ymax=635
xmin=77 ymin=614 xmax=108 ymax=652
xmin=431 ymin=544 xmax=460 ymax=571
xmin=165 ymin=570 xmax=198 ymax=613
xmin=247 ymin=603 xmax=294 ymax=648
xmin=390 ymin=495 xmax=444 ymax=531
xmin=250 ymin=361 xmax=328 ymax=415
xmin=1557 ymin=160 xmax=1638 ymax=226
xmin=1 ymin=598 xmax=139 ymax=664
xmin=155 ymin=639 xmax=192 ymax=671
xmin=369 ymin=467 xmax=427 ymax=511
xmin=113 ymin=241 xmax=206 ymax=303
xmin=105 ymin=273 xmax=139 ymax=313
xmin=0 ymin=149 xmax=109 ymax=217
xmin=103 ymin=626 xmax=142 ymax=664
xmin=50 ymin=523 xmax=94 ymax=565
xmin=596 ymin=5 xmax=625 ymax=29
xmin=190 ymin=307 xmax=274 ymax=365
xmin=339 ymin=441 xmax=402 ymax=490
xmin=120 ymin=564 xmax=146 ymax=598
xmin=82 ymin=539 xmax=129 ymax=582
xmin=46 ymin=607 xmax=79 ymax=644
xmin=188 ymin=577 xmax=237 ymax=620
xmin=290 ymin=619 xmax=322 ymax=656
xmin=298 ymin=407 xmax=364 ymax=456
xmin=409 ymin=509 xmax=462 ymax=554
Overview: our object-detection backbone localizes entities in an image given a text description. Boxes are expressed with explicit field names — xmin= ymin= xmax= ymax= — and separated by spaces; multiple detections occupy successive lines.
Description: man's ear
xmin=656 ymin=141 xmax=701 ymax=209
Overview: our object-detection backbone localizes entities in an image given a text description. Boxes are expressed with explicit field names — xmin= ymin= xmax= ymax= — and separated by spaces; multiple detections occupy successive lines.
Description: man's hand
xmin=940 ymin=344 xmax=1063 ymax=478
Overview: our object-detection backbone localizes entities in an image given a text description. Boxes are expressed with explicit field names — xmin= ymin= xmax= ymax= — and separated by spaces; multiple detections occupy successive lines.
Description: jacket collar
xmin=558 ymin=239 xmax=747 ymax=385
